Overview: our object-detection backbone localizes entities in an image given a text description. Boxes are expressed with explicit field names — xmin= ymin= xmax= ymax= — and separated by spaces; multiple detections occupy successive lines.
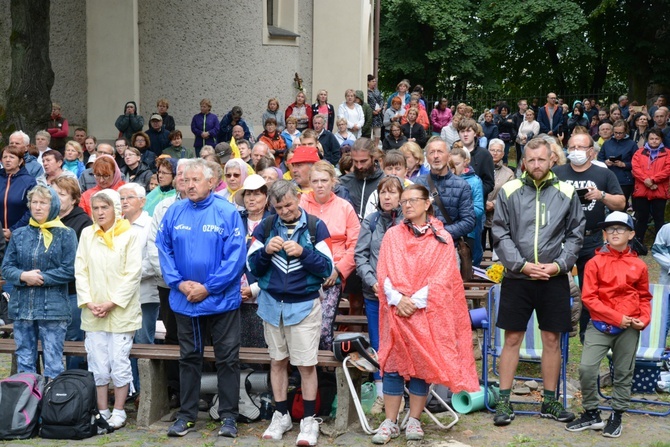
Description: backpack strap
xmin=305 ymin=213 xmax=318 ymax=246
xmin=368 ymin=211 xmax=381 ymax=233
xmin=262 ymin=214 xmax=279 ymax=240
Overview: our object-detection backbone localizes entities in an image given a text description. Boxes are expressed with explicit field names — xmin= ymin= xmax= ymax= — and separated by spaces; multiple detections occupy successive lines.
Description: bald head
xmin=96 ymin=143 xmax=115 ymax=157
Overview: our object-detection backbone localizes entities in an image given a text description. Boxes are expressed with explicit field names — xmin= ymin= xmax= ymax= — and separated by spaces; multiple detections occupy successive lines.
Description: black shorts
xmin=496 ymin=275 xmax=572 ymax=333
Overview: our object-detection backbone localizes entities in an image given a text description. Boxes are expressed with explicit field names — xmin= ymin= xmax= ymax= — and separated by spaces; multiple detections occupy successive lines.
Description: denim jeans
xmin=14 ymin=319 xmax=68 ymax=379
xmin=65 ymin=294 xmax=85 ymax=370
xmin=382 ymin=371 xmax=429 ymax=396
xmin=132 ymin=302 xmax=161 ymax=393
xmin=364 ymin=298 xmax=381 ymax=381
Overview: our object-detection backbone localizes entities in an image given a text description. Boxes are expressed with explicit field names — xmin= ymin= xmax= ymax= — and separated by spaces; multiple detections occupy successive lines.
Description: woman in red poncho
xmin=371 ymin=184 xmax=479 ymax=444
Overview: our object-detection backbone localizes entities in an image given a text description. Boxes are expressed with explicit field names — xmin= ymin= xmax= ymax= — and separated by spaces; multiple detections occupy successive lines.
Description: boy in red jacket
xmin=566 ymin=211 xmax=652 ymax=438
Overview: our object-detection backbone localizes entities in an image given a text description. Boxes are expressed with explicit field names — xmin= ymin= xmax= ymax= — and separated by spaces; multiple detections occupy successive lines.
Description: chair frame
xmin=481 ymin=284 xmax=570 ymax=414
xmin=596 ymin=283 xmax=670 ymax=416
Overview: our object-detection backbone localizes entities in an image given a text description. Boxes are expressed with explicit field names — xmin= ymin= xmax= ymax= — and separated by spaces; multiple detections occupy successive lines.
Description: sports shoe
xmin=405 ymin=417 xmax=424 ymax=441
xmin=296 ymin=416 xmax=321 ymax=446
xmin=167 ymin=419 xmax=195 ymax=437
xmin=107 ymin=411 xmax=127 ymax=429
xmin=602 ymin=411 xmax=623 ymax=438
xmin=371 ymin=396 xmax=385 ymax=415
xmin=565 ymin=409 xmax=604 ymax=432
xmin=493 ymin=399 xmax=515 ymax=426
xmin=218 ymin=417 xmax=238 ymax=438
xmin=541 ymin=398 xmax=575 ymax=422
xmin=262 ymin=410 xmax=293 ymax=440
xmin=371 ymin=418 xmax=400 ymax=444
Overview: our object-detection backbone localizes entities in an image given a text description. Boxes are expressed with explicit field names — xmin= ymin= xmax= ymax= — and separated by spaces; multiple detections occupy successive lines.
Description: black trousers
xmin=175 ymin=308 xmax=241 ymax=422
xmin=632 ymin=197 xmax=666 ymax=244
xmin=158 ymin=286 xmax=180 ymax=393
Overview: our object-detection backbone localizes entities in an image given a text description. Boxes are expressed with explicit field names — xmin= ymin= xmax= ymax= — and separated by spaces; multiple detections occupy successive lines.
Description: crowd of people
xmin=0 ymin=82 xmax=669 ymax=445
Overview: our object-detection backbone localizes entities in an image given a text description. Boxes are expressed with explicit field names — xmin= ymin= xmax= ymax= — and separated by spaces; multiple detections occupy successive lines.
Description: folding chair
xmin=597 ymin=283 xmax=670 ymax=416
xmin=482 ymin=284 xmax=570 ymax=414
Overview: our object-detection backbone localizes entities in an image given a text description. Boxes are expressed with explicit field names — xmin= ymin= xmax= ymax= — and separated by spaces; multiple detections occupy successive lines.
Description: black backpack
xmin=262 ymin=213 xmax=318 ymax=245
xmin=40 ymin=370 xmax=112 ymax=439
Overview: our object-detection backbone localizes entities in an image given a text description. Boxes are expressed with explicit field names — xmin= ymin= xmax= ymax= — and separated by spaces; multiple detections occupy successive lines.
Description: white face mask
xmin=568 ymin=150 xmax=589 ymax=166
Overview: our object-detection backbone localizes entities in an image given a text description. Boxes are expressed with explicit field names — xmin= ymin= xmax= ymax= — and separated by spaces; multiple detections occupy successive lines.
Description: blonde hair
xmin=309 ymin=160 xmax=338 ymax=184
xmin=400 ymin=141 xmax=424 ymax=164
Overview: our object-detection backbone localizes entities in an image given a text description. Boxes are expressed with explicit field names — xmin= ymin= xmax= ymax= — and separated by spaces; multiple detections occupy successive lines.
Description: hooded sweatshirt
xmin=115 ymin=101 xmax=145 ymax=141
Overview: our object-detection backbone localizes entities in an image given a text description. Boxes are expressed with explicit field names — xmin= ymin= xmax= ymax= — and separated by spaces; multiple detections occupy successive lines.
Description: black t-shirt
xmin=553 ymin=163 xmax=623 ymax=232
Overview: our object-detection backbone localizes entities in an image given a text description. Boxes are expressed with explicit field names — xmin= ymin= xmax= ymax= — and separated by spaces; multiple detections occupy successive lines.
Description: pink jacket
xmin=300 ymin=192 xmax=360 ymax=280
xmin=430 ymin=107 xmax=453 ymax=134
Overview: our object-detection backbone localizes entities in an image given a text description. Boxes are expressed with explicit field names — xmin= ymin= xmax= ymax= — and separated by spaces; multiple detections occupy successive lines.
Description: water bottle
xmin=260 ymin=393 xmax=274 ymax=420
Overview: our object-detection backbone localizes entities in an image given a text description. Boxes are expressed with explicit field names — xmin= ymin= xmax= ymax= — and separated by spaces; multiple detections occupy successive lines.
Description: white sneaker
xmin=262 ymin=411 xmax=293 ymax=440
xmin=296 ymin=416 xmax=321 ymax=446
xmin=405 ymin=417 xmax=424 ymax=441
xmin=108 ymin=410 xmax=127 ymax=429
xmin=371 ymin=418 xmax=400 ymax=444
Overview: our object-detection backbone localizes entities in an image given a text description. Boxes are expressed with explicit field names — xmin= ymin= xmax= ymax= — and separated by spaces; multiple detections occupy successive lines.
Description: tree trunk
xmin=1 ymin=0 xmax=54 ymax=141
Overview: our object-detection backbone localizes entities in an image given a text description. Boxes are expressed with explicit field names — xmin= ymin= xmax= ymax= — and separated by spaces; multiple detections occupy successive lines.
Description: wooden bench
xmin=0 ymin=339 xmax=361 ymax=435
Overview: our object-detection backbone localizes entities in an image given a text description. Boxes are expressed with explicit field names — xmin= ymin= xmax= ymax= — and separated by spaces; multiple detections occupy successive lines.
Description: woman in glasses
xmin=218 ymin=158 xmax=251 ymax=210
xmin=120 ymin=146 xmax=152 ymax=191
xmin=80 ymin=155 xmax=126 ymax=216
xmin=371 ymin=184 xmax=479 ymax=444
xmin=143 ymin=158 xmax=177 ymax=216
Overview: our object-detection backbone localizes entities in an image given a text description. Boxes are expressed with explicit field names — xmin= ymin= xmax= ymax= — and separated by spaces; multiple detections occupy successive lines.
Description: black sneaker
xmin=493 ymin=400 xmax=515 ymax=426
xmin=167 ymin=419 xmax=195 ymax=437
xmin=218 ymin=417 xmax=238 ymax=438
xmin=541 ymin=398 xmax=575 ymax=422
xmin=602 ymin=411 xmax=622 ymax=438
xmin=565 ymin=409 xmax=605 ymax=432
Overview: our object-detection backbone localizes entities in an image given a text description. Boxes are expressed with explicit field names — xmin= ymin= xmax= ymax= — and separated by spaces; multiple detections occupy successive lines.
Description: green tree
xmin=1 ymin=0 xmax=54 ymax=141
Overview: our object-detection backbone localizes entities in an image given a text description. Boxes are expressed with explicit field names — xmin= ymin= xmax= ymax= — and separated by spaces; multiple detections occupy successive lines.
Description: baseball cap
xmin=598 ymin=211 xmax=634 ymax=230
xmin=150 ymin=114 xmax=163 ymax=121
xmin=290 ymin=146 xmax=320 ymax=164
xmin=86 ymin=154 xmax=97 ymax=166
xmin=215 ymin=143 xmax=233 ymax=165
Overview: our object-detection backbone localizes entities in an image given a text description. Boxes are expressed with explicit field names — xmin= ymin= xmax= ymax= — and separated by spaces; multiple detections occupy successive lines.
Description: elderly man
xmin=652 ymin=107 xmax=670 ymax=147
xmin=157 ymin=159 xmax=246 ymax=438
xmin=9 ymin=131 xmax=44 ymax=178
xmin=251 ymin=141 xmax=271 ymax=169
xmin=554 ymin=133 xmax=626 ymax=341
xmin=312 ymin=114 xmax=340 ymax=165
xmin=492 ymin=137 xmax=585 ymax=426
xmin=232 ymin=125 xmax=246 ymax=142
xmin=537 ymin=92 xmax=563 ymax=136
xmin=146 ymin=114 xmax=170 ymax=156
xmin=247 ymin=180 xmax=333 ymax=446
xmin=618 ymin=95 xmax=630 ymax=119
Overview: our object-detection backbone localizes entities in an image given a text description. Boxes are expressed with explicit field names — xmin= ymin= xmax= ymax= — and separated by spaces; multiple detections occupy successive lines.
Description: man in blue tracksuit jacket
xmin=156 ymin=158 xmax=246 ymax=438
xmin=247 ymin=180 xmax=333 ymax=445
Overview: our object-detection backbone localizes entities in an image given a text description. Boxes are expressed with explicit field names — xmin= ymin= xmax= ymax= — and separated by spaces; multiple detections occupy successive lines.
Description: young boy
xmin=566 ymin=211 xmax=652 ymax=438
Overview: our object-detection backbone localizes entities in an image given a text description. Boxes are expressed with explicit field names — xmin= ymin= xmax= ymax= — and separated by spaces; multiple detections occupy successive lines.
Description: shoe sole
xmin=371 ymin=435 xmax=395 ymax=445
xmin=218 ymin=430 xmax=237 ymax=438
xmin=296 ymin=439 xmax=317 ymax=446
xmin=602 ymin=428 xmax=622 ymax=438
xmin=565 ymin=422 xmax=605 ymax=432
xmin=167 ymin=429 xmax=192 ymax=437
xmin=406 ymin=433 xmax=424 ymax=441
xmin=493 ymin=413 xmax=515 ymax=426
xmin=541 ymin=413 xmax=575 ymax=422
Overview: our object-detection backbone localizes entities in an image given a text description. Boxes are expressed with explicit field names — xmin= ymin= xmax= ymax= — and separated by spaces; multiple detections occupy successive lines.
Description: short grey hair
xmin=252 ymin=141 xmax=270 ymax=154
xmin=118 ymin=182 xmax=146 ymax=198
xmin=618 ymin=95 xmax=628 ymax=102
xmin=268 ymin=179 xmax=300 ymax=204
xmin=182 ymin=158 xmax=214 ymax=180
xmin=488 ymin=138 xmax=504 ymax=150
xmin=35 ymin=130 xmax=51 ymax=143
xmin=10 ymin=131 xmax=30 ymax=146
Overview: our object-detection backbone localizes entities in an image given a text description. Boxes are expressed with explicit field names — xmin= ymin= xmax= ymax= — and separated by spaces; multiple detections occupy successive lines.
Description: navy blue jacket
xmin=146 ymin=127 xmax=170 ymax=156
xmin=538 ymin=105 xmax=563 ymax=135
xmin=598 ymin=137 xmax=637 ymax=186
xmin=0 ymin=166 xmax=37 ymax=231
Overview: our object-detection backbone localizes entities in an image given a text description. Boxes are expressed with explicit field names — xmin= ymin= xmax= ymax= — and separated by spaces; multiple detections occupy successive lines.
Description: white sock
xmin=112 ymin=408 xmax=126 ymax=419
xmin=99 ymin=409 xmax=111 ymax=420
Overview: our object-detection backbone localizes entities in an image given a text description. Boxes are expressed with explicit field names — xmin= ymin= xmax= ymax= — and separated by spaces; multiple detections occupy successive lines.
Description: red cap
xmin=290 ymin=146 xmax=321 ymax=164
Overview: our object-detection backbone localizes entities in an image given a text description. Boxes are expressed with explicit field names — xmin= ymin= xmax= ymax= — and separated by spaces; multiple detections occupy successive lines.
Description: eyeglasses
xmin=567 ymin=146 xmax=592 ymax=151
xmin=605 ymin=226 xmax=629 ymax=234
xmin=94 ymin=174 xmax=111 ymax=180
xmin=613 ymin=131 xmax=626 ymax=136
xmin=119 ymin=196 xmax=139 ymax=202
xmin=399 ymin=197 xmax=426 ymax=207
xmin=225 ymin=173 xmax=241 ymax=178
xmin=158 ymin=170 xmax=173 ymax=176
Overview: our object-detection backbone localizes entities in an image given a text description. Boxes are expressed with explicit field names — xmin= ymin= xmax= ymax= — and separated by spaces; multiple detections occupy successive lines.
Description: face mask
xmin=568 ymin=150 xmax=588 ymax=166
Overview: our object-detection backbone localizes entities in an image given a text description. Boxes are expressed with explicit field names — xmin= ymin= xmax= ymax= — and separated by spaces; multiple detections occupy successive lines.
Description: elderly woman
xmin=311 ymin=90 xmax=335 ymax=131
xmin=300 ymin=161 xmax=360 ymax=350
xmin=0 ymin=145 xmax=38 ymax=241
xmin=80 ymin=155 xmax=126 ymax=216
xmin=386 ymin=79 xmax=411 ymax=109
xmin=335 ymin=117 xmax=356 ymax=145
xmin=191 ymin=98 xmax=219 ymax=156
xmin=144 ymin=158 xmax=177 ymax=216
xmin=354 ymin=176 xmax=404 ymax=411
xmin=483 ymin=139 xmax=515 ymax=250
xmin=52 ymin=176 xmax=92 ymax=370
xmin=400 ymin=108 xmax=427 ymax=147
xmin=372 ymin=185 xmax=479 ymax=444
xmin=235 ymin=174 xmax=272 ymax=348
xmin=63 ymin=140 xmax=85 ymax=178
xmin=217 ymin=158 xmax=250 ymax=209
xmin=39 ymin=150 xmax=77 ymax=186
xmin=280 ymin=116 xmax=302 ymax=149
xmin=2 ymin=185 xmax=77 ymax=380
xmin=401 ymin=141 xmax=429 ymax=181
xmin=76 ymin=188 xmax=142 ymax=429
xmin=338 ymin=89 xmax=365 ymax=139
xmin=35 ymin=130 xmax=52 ymax=163
xmin=285 ymin=91 xmax=312 ymax=132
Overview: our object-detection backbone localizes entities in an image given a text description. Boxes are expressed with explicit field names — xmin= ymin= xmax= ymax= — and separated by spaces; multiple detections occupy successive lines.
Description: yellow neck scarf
xmin=29 ymin=217 xmax=67 ymax=251
xmin=94 ymin=218 xmax=131 ymax=249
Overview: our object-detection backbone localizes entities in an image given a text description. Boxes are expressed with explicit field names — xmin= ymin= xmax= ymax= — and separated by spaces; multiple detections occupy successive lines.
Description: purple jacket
xmin=191 ymin=112 xmax=219 ymax=149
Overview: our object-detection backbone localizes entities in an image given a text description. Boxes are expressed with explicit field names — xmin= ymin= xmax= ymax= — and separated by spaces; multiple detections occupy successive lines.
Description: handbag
xmin=427 ymin=176 xmax=473 ymax=281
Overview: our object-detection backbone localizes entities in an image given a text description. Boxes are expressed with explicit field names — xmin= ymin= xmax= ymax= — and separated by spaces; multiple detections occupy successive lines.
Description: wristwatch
xmin=601 ymin=191 xmax=606 ymax=200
